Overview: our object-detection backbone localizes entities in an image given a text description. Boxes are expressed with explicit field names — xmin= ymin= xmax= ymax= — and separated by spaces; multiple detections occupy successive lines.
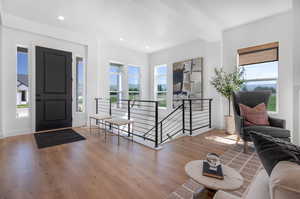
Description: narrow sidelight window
xmin=16 ymin=47 xmax=29 ymax=118
xmin=76 ymin=57 xmax=85 ymax=112
xmin=154 ymin=65 xmax=167 ymax=108
xmin=109 ymin=63 xmax=123 ymax=106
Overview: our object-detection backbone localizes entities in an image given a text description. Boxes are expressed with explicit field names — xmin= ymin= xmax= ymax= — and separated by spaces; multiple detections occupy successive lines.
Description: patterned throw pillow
xmin=239 ymin=103 xmax=269 ymax=126
xmin=249 ymin=131 xmax=300 ymax=176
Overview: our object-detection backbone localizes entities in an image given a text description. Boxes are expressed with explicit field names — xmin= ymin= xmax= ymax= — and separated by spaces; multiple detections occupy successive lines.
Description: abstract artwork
xmin=173 ymin=57 xmax=203 ymax=107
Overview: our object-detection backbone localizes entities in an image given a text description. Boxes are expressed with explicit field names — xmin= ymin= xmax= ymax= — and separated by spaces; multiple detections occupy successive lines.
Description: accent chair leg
xmin=243 ymin=141 xmax=248 ymax=153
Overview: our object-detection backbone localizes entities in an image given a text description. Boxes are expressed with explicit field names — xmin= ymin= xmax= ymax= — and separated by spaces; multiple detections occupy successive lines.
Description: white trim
xmin=75 ymin=55 xmax=86 ymax=113
xmin=16 ymin=45 xmax=30 ymax=119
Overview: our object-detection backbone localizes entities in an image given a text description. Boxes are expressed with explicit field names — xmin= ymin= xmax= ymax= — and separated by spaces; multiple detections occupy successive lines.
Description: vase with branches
xmin=211 ymin=68 xmax=245 ymax=116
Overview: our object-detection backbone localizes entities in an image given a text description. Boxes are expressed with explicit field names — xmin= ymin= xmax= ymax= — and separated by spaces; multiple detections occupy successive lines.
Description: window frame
xmin=109 ymin=63 xmax=123 ymax=105
xmin=127 ymin=65 xmax=141 ymax=100
xmin=238 ymin=60 xmax=279 ymax=113
xmin=16 ymin=46 xmax=30 ymax=118
xmin=75 ymin=56 xmax=85 ymax=113
xmin=154 ymin=64 xmax=168 ymax=108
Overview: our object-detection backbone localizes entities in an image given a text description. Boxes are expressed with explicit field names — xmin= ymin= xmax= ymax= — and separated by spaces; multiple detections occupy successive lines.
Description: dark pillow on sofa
xmin=249 ymin=131 xmax=300 ymax=176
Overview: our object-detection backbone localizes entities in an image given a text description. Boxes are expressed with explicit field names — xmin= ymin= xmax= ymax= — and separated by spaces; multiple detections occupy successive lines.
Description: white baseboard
xmin=3 ymin=129 xmax=33 ymax=138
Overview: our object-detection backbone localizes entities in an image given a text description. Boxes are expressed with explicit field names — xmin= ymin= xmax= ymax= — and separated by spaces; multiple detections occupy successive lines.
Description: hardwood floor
xmin=0 ymin=128 xmax=234 ymax=199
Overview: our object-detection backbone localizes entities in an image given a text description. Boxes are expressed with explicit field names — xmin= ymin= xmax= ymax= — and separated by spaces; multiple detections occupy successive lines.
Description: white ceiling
xmin=2 ymin=0 xmax=292 ymax=53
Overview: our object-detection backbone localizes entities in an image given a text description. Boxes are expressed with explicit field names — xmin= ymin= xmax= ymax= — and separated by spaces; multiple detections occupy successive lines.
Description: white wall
xmin=0 ymin=14 xmax=150 ymax=137
xmin=0 ymin=27 xmax=2 ymax=138
xmin=1 ymin=27 xmax=87 ymax=137
xmin=0 ymin=1 xmax=3 ymax=137
xmin=148 ymin=39 xmax=222 ymax=128
xmin=293 ymin=0 xmax=300 ymax=144
xmin=222 ymin=12 xmax=295 ymax=141
xmin=97 ymin=40 xmax=149 ymax=101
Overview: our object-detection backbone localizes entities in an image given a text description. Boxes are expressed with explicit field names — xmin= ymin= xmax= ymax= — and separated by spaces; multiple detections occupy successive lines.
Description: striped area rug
xmin=166 ymin=144 xmax=262 ymax=199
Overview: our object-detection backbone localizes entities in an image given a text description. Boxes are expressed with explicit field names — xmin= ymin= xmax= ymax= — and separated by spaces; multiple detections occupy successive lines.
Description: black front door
xmin=36 ymin=46 xmax=72 ymax=131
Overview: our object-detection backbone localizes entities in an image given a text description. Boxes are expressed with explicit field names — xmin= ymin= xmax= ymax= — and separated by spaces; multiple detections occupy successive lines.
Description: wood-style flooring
xmin=0 ymin=128 xmax=234 ymax=199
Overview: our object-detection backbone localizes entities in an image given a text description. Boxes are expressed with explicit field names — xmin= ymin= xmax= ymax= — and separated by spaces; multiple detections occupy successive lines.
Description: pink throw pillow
xmin=239 ymin=103 xmax=270 ymax=126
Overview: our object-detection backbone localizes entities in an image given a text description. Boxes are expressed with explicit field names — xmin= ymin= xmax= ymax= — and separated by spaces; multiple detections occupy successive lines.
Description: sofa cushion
xmin=244 ymin=126 xmax=290 ymax=138
xmin=239 ymin=103 xmax=269 ymax=126
xmin=245 ymin=169 xmax=270 ymax=199
xmin=270 ymin=161 xmax=300 ymax=199
xmin=250 ymin=132 xmax=300 ymax=175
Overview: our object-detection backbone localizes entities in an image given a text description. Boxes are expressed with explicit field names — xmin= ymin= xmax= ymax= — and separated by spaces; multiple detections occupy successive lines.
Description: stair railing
xmin=95 ymin=98 xmax=212 ymax=148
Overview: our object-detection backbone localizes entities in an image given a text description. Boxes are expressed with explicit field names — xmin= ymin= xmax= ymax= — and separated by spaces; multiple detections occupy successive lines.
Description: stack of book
xmin=202 ymin=160 xmax=224 ymax=180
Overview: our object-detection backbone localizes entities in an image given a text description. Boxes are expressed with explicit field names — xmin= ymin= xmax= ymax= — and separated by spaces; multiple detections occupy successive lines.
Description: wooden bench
xmin=89 ymin=114 xmax=112 ymax=135
xmin=103 ymin=118 xmax=134 ymax=145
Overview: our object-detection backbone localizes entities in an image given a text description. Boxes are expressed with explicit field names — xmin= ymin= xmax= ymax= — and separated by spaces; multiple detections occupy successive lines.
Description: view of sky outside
xmin=241 ymin=61 xmax=278 ymax=80
xmin=156 ymin=65 xmax=167 ymax=91
xmin=128 ymin=66 xmax=139 ymax=90
xmin=16 ymin=49 xmax=29 ymax=117
xmin=76 ymin=58 xmax=84 ymax=112
xmin=17 ymin=52 xmax=28 ymax=75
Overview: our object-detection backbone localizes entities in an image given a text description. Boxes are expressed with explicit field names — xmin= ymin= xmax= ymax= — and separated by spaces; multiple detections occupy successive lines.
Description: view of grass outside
xmin=157 ymin=84 xmax=167 ymax=108
xmin=155 ymin=65 xmax=167 ymax=108
xmin=109 ymin=64 xmax=122 ymax=105
xmin=109 ymin=92 xmax=119 ymax=104
xmin=128 ymin=66 xmax=140 ymax=101
xmin=268 ymin=95 xmax=276 ymax=112
xmin=17 ymin=104 xmax=29 ymax=108
xmin=157 ymin=92 xmax=167 ymax=108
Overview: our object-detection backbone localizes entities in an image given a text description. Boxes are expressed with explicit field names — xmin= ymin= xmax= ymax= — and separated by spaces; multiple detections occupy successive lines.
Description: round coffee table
xmin=185 ymin=160 xmax=244 ymax=198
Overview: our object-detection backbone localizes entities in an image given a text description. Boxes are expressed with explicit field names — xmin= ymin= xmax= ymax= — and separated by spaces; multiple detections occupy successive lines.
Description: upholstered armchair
xmin=232 ymin=91 xmax=290 ymax=152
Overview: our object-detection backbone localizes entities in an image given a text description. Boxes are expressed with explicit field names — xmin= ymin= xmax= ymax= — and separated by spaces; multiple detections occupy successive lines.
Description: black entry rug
xmin=34 ymin=129 xmax=86 ymax=149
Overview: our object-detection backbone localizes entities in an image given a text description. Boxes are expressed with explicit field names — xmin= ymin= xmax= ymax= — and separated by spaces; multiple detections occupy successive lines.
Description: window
xmin=128 ymin=66 xmax=140 ymax=100
xmin=238 ymin=42 xmax=278 ymax=112
xmin=16 ymin=47 xmax=29 ymax=118
xmin=154 ymin=65 xmax=167 ymax=108
xmin=109 ymin=63 xmax=122 ymax=104
xmin=76 ymin=57 xmax=85 ymax=112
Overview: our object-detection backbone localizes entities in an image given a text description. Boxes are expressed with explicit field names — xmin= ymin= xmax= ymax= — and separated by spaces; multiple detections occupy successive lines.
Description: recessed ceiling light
xmin=120 ymin=38 xmax=124 ymax=41
xmin=145 ymin=46 xmax=150 ymax=49
xmin=57 ymin=16 xmax=65 ymax=21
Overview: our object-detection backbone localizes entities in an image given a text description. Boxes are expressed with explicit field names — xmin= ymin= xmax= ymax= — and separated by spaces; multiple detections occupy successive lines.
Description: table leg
xmin=131 ymin=123 xmax=134 ymax=143
xmin=118 ymin=126 xmax=120 ymax=145
xmin=89 ymin=117 xmax=92 ymax=135
xmin=104 ymin=122 xmax=107 ymax=142
xmin=98 ymin=120 xmax=101 ymax=135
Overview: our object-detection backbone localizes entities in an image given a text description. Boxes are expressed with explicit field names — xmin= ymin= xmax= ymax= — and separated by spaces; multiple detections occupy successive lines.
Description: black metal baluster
xmin=189 ymin=99 xmax=192 ymax=135
xmin=96 ymin=98 xmax=99 ymax=114
xmin=155 ymin=101 xmax=158 ymax=148
xmin=128 ymin=100 xmax=131 ymax=137
xmin=209 ymin=99 xmax=212 ymax=128
xmin=182 ymin=100 xmax=185 ymax=134
xmin=160 ymin=122 xmax=163 ymax=144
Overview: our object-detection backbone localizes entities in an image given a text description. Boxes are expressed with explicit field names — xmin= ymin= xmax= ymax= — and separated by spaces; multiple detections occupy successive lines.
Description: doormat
xmin=34 ymin=129 xmax=86 ymax=149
